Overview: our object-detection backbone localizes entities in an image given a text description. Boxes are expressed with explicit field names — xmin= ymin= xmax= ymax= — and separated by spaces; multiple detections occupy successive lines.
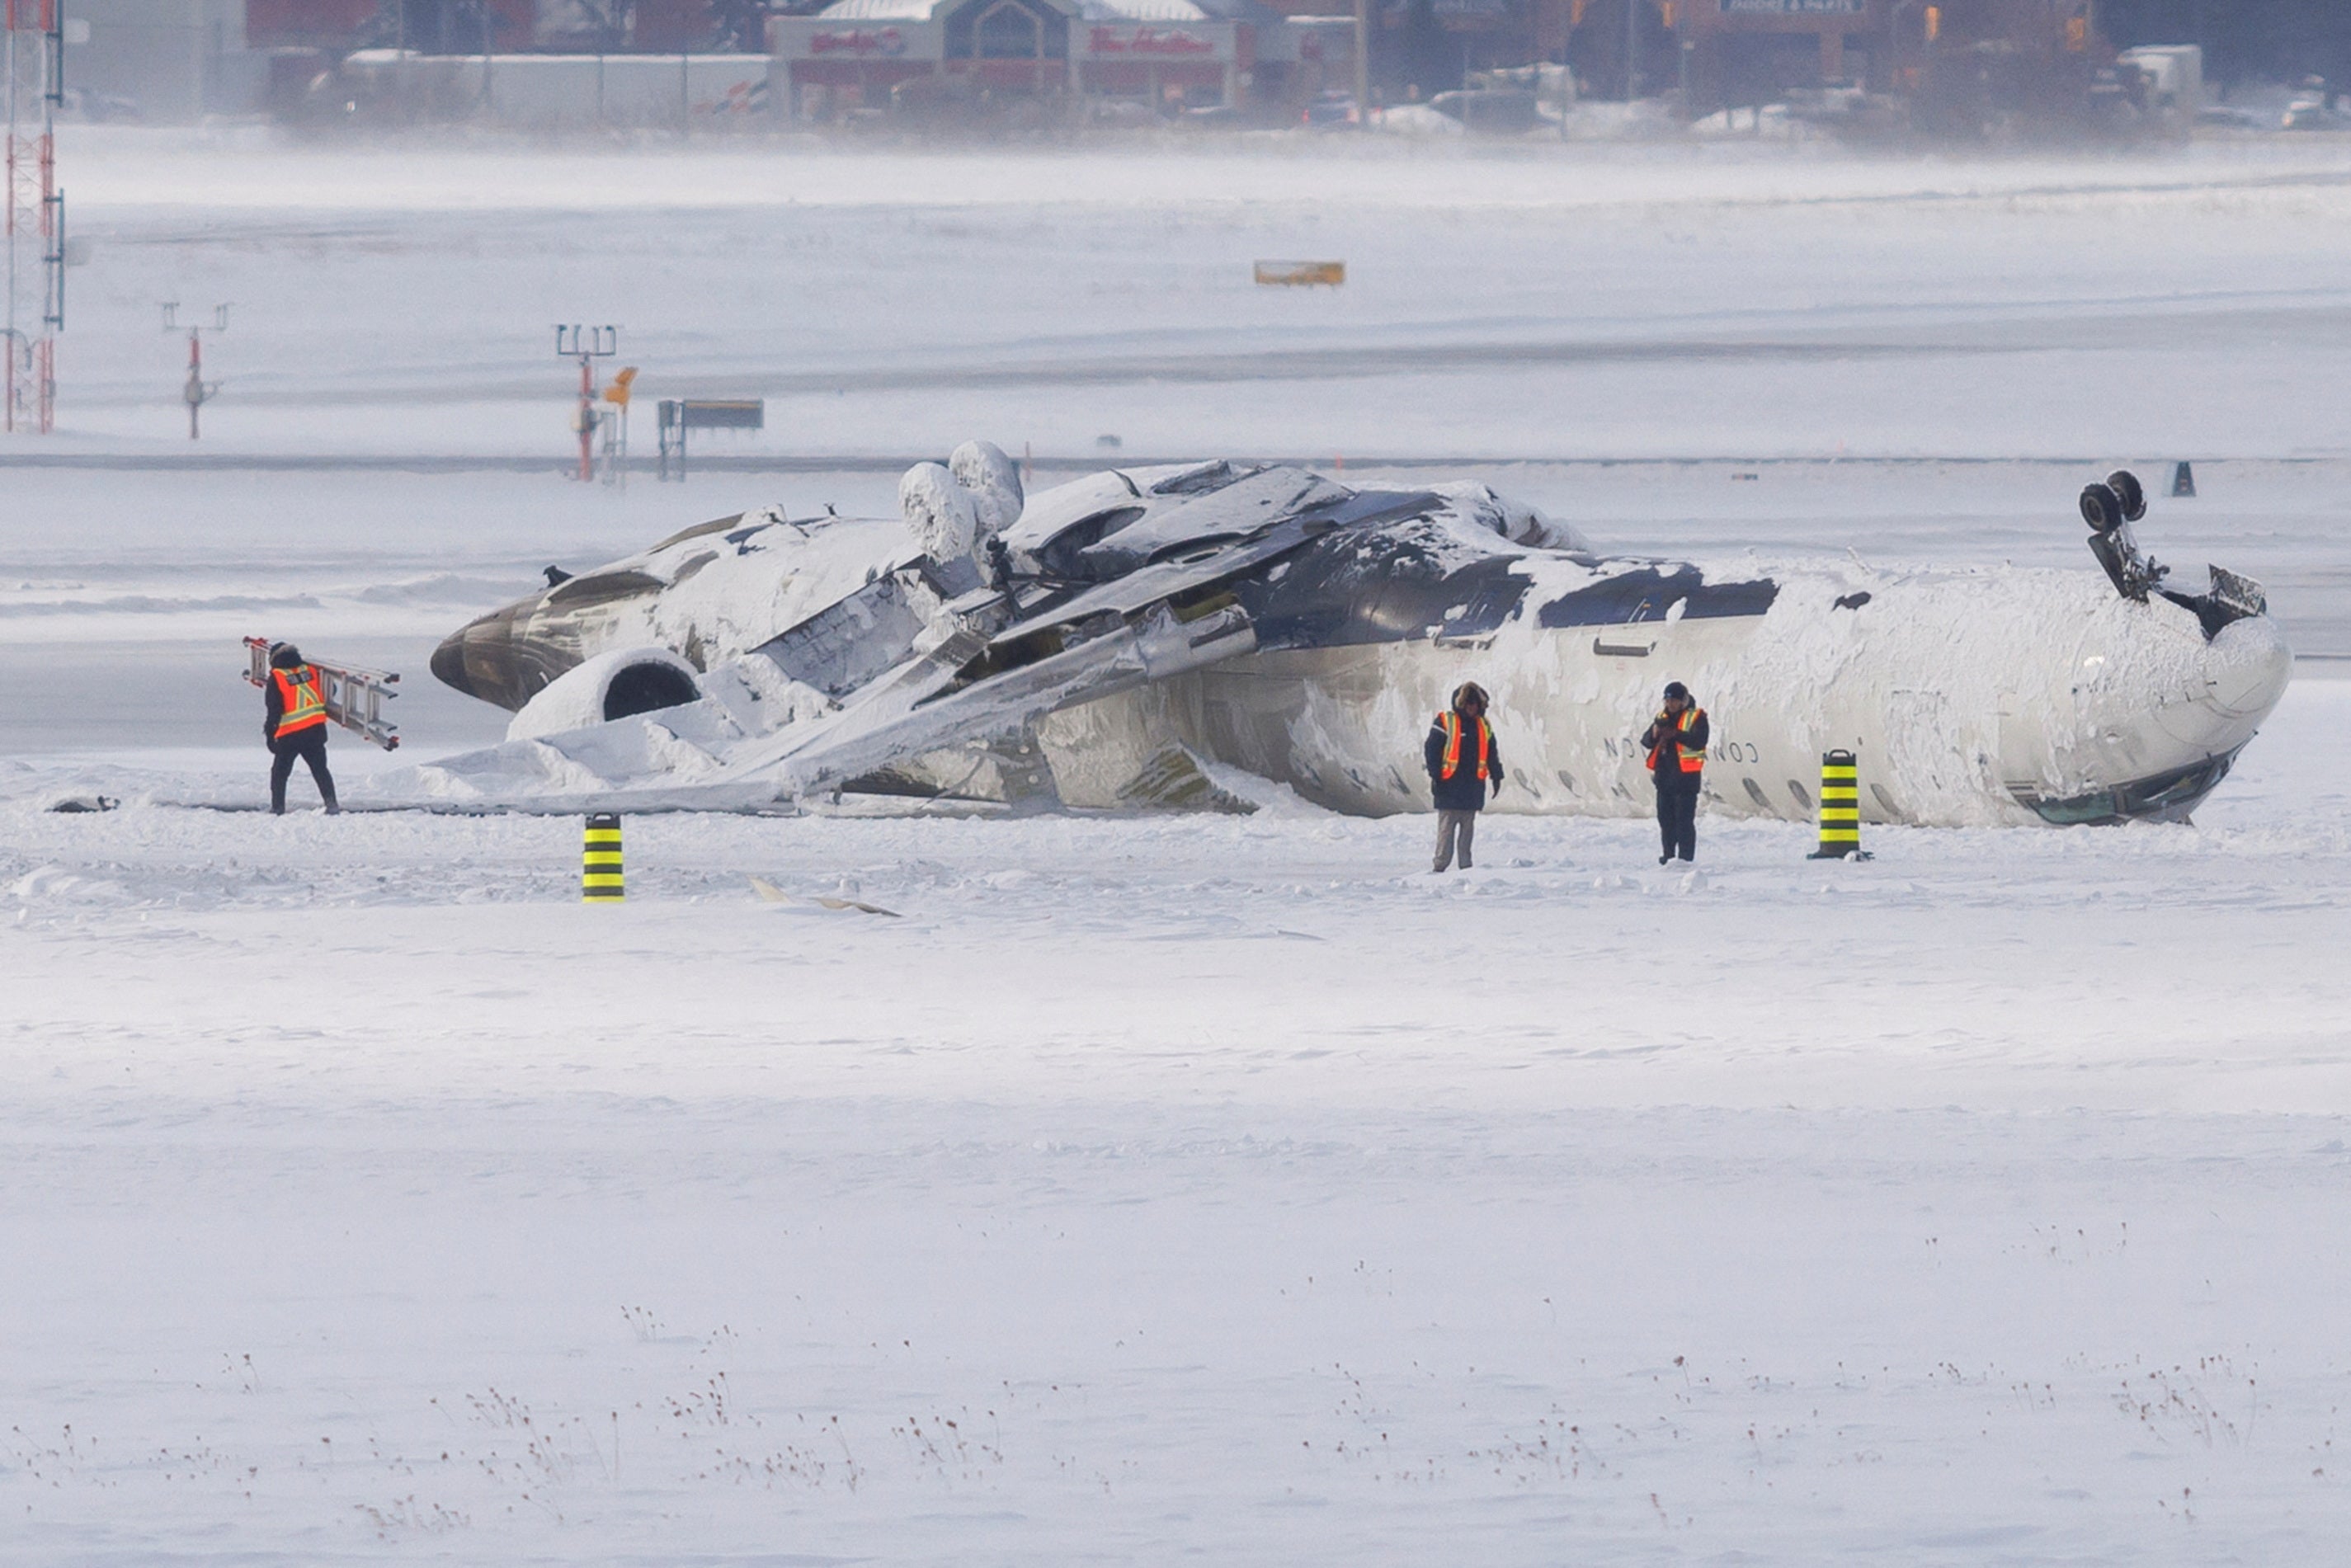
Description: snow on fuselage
xmin=428 ymin=473 xmax=2291 ymax=827
xmin=1104 ymin=558 xmax=2289 ymax=826
xmin=431 ymin=508 xmax=912 ymax=714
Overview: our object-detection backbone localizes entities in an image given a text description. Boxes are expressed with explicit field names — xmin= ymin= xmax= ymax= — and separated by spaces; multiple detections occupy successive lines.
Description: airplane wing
xmin=383 ymin=454 xmax=1563 ymax=812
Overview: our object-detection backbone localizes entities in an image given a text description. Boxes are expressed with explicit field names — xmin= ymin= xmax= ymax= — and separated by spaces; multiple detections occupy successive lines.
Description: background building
xmin=60 ymin=0 xmax=2351 ymax=125
xmin=68 ymin=0 xmax=266 ymax=120
xmin=243 ymin=2 xmax=759 ymax=52
xmin=2101 ymin=0 xmax=2351 ymax=89
xmin=772 ymin=0 xmax=1352 ymax=119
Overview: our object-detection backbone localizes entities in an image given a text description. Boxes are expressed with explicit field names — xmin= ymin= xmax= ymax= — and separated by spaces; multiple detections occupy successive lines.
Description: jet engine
xmin=506 ymin=646 xmax=700 ymax=742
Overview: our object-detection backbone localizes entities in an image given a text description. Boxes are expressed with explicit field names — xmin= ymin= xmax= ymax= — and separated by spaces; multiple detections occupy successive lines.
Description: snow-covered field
xmin=5 ymin=131 xmax=2351 ymax=1562
xmin=35 ymin=127 xmax=2351 ymax=462
xmin=8 ymin=690 xmax=2351 ymax=1563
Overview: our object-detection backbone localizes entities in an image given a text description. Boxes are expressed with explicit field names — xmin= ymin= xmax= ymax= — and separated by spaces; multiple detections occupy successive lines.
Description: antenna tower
xmin=4 ymin=0 xmax=62 ymax=433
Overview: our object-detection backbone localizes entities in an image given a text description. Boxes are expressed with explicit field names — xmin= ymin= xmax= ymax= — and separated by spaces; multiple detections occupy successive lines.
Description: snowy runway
xmin=9 ymin=685 xmax=2351 ymax=1561
xmin=6 ymin=129 xmax=2351 ymax=1561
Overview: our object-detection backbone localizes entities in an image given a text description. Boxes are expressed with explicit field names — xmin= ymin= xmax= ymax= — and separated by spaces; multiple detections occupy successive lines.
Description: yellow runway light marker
xmin=1807 ymin=750 xmax=1870 ymax=860
xmin=583 ymin=813 xmax=624 ymax=901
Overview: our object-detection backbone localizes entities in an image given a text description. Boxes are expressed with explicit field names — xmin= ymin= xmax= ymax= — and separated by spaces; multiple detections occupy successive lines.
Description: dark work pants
xmin=1655 ymin=779 xmax=1698 ymax=862
xmin=270 ymin=727 xmax=337 ymax=814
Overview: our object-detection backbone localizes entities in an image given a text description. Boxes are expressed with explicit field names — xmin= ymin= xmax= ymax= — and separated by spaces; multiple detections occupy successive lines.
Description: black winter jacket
xmin=1425 ymin=713 xmax=1504 ymax=812
xmin=1641 ymin=707 xmax=1710 ymax=786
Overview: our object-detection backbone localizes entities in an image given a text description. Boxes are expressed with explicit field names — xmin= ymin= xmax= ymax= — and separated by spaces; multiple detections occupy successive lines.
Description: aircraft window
xmin=1035 ymin=506 xmax=1147 ymax=577
xmin=1871 ymin=784 xmax=1899 ymax=816
xmin=1150 ymin=461 xmax=1243 ymax=497
xmin=548 ymin=569 xmax=663 ymax=607
xmin=646 ymin=514 xmax=745 ymax=553
xmin=1439 ymin=572 xmax=1529 ymax=639
xmin=1787 ymin=779 xmax=1812 ymax=811
xmin=1538 ymin=568 xmax=1778 ymax=629
xmin=2028 ymin=788 xmax=2117 ymax=826
xmin=668 ymin=550 xmax=721 ymax=586
xmin=2023 ymin=752 xmax=2238 ymax=826
xmin=1742 ymin=778 xmax=1771 ymax=809
xmin=2122 ymin=755 xmax=2234 ymax=813
xmin=1555 ymin=770 xmax=1577 ymax=793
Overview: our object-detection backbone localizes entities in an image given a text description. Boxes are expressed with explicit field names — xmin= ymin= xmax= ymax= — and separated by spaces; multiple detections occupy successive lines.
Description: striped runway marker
xmin=582 ymin=813 xmax=624 ymax=901
xmin=1807 ymin=751 xmax=1868 ymax=860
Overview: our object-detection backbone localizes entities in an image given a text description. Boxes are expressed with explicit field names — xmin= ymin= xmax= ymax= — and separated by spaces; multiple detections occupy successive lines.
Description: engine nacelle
xmin=506 ymin=646 xmax=700 ymax=742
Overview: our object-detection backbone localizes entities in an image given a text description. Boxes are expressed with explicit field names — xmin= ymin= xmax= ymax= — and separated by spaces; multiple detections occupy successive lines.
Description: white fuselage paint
xmin=1036 ymin=556 xmax=2292 ymax=826
xmin=433 ymin=497 xmax=2292 ymax=826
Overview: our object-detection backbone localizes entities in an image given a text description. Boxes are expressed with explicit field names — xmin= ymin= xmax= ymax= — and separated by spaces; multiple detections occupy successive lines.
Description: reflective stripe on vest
xmin=273 ymin=666 xmax=327 ymax=737
xmin=1439 ymin=712 xmax=1491 ymax=782
xmin=1646 ymin=706 xmax=1704 ymax=775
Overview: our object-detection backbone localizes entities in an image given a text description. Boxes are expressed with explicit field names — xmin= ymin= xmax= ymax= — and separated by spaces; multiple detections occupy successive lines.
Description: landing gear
xmin=2075 ymin=468 xmax=2266 ymax=637
xmin=2081 ymin=473 xmax=2165 ymax=599
xmin=2079 ymin=483 xmax=2126 ymax=534
xmin=2105 ymin=469 xmax=2148 ymax=523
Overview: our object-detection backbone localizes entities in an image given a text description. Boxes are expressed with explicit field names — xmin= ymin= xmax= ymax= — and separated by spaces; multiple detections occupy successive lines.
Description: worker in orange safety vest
xmin=1423 ymin=680 xmax=1505 ymax=873
xmin=1640 ymin=680 xmax=1708 ymax=864
xmin=263 ymin=643 xmax=339 ymax=816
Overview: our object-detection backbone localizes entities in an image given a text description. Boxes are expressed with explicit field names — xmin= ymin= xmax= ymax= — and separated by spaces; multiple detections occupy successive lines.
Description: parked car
xmin=1303 ymin=90 xmax=1357 ymax=128
xmin=1428 ymin=87 xmax=1540 ymax=134
xmin=2194 ymin=104 xmax=2269 ymax=130
xmin=2281 ymin=94 xmax=2349 ymax=130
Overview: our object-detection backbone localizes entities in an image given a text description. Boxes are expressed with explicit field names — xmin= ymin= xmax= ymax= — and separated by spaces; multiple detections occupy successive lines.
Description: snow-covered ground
xmin=35 ymin=127 xmax=2351 ymax=462
xmin=6 ymin=132 xmax=2351 ymax=1562
xmin=8 ymin=684 xmax=2351 ymax=1563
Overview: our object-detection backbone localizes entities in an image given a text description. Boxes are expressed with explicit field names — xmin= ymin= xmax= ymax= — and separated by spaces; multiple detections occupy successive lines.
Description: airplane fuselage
xmin=1029 ymin=555 xmax=2287 ymax=826
xmin=426 ymin=460 xmax=2291 ymax=826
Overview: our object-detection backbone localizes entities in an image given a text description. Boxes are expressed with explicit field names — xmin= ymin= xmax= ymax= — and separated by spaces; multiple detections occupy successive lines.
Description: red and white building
xmin=773 ymin=0 xmax=1353 ymax=117
xmin=1077 ymin=1 xmax=1239 ymax=108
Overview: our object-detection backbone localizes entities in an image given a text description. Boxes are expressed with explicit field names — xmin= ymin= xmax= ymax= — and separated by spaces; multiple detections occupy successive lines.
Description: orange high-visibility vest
xmin=1439 ymin=711 xmax=1491 ymax=781
xmin=1646 ymin=706 xmax=1704 ymax=775
xmin=273 ymin=665 xmax=327 ymax=738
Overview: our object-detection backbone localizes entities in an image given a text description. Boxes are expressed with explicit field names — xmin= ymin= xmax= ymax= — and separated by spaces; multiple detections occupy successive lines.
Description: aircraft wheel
xmin=2079 ymin=483 xmax=2126 ymax=534
xmin=2105 ymin=469 xmax=2147 ymax=523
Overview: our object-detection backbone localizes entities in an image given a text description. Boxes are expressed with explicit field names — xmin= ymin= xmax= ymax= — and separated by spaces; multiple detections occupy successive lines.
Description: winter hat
xmin=270 ymin=643 xmax=304 ymax=670
xmin=1452 ymin=681 xmax=1490 ymax=711
xmin=1662 ymin=680 xmax=1689 ymax=700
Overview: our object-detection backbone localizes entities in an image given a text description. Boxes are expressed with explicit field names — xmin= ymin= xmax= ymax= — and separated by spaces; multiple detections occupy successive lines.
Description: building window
xmin=977 ymin=1 xmax=1043 ymax=59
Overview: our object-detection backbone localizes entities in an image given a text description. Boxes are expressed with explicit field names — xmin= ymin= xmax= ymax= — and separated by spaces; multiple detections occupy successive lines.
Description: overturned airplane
xmin=415 ymin=445 xmax=2288 ymax=826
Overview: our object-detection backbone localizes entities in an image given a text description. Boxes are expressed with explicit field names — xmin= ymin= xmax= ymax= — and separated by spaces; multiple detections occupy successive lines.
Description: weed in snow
xmin=355 ymin=1494 xmax=469 ymax=1538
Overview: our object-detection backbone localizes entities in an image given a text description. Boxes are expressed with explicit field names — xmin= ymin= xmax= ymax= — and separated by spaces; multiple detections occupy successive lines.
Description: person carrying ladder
xmin=263 ymin=643 xmax=340 ymax=816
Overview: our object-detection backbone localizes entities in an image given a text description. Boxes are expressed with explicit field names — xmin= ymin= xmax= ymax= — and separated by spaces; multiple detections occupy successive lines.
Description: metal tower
xmin=4 ymin=0 xmax=62 ymax=433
